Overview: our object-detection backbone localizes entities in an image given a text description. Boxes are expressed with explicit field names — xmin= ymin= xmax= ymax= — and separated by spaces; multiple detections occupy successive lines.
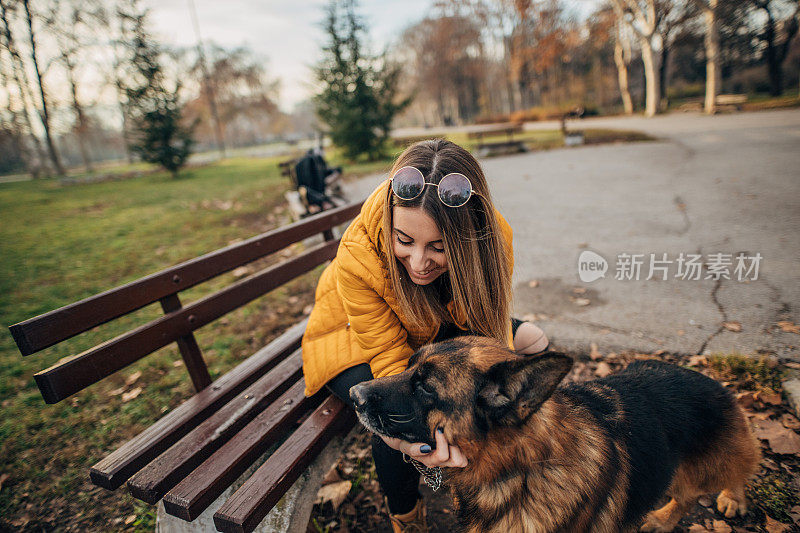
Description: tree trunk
xmin=763 ymin=6 xmax=781 ymax=96
xmin=0 ymin=0 xmax=48 ymax=177
xmin=659 ymin=37 xmax=670 ymax=109
xmin=22 ymin=0 xmax=65 ymax=176
xmin=613 ymin=23 xmax=633 ymax=115
xmin=703 ymin=0 xmax=721 ymax=114
xmin=640 ymin=37 xmax=661 ymax=117
xmin=64 ymin=53 xmax=93 ymax=173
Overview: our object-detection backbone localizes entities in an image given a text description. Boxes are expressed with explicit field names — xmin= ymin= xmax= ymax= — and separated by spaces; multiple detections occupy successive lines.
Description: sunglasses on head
xmin=390 ymin=166 xmax=483 ymax=208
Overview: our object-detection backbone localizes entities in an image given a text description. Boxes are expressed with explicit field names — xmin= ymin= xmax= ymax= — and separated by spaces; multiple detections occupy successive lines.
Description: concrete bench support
xmin=156 ymin=426 xmax=359 ymax=533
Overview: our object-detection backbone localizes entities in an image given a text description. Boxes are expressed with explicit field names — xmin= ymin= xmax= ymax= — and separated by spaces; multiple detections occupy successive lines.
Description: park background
xmin=1 ymin=0 xmax=800 ymax=531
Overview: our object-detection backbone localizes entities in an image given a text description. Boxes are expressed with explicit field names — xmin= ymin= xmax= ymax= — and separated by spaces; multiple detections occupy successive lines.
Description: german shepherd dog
xmin=349 ymin=336 xmax=760 ymax=532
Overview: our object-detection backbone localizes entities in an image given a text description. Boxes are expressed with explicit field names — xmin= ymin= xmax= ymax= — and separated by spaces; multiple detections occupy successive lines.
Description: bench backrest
xmin=10 ymin=203 xmax=363 ymax=404
xmin=467 ymin=124 xmax=523 ymax=139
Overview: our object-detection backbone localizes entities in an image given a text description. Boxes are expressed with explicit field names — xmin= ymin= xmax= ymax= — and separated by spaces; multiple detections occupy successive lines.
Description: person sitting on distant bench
xmin=295 ymin=148 xmax=342 ymax=212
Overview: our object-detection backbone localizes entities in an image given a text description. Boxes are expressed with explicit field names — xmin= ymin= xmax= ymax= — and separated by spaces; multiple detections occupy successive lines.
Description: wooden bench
xmin=9 ymin=203 xmax=363 ymax=533
xmin=466 ymin=124 xmax=526 ymax=157
xmin=678 ymin=94 xmax=747 ymax=113
xmin=716 ymin=93 xmax=747 ymax=111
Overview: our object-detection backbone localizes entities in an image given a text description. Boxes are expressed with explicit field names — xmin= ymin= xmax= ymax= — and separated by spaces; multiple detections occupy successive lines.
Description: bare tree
xmin=752 ymin=0 xmax=799 ymax=96
xmin=22 ymin=0 xmax=65 ymax=175
xmin=611 ymin=0 xmax=661 ymax=117
xmin=692 ymin=0 xmax=721 ymax=113
xmin=0 ymin=0 xmax=47 ymax=176
xmin=50 ymin=0 xmax=106 ymax=173
xmin=612 ymin=3 xmax=635 ymax=114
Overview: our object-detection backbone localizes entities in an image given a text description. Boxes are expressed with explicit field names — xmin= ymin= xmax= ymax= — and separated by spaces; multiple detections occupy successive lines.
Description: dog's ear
xmin=477 ymin=352 xmax=573 ymax=425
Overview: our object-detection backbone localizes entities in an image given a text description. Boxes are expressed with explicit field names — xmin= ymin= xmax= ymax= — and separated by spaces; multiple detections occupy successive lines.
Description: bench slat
xmin=89 ymin=320 xmax=306 ymax=490
xmin=10 ymin=202 xmax=362 ymax=356
xmin=127 ymin=350 xmax=304 ymax=504
xmin=162 ymin=380 xmax=315 ymax=521
xmin=34 ymin=240 xmax=338 ymax=404
xmin=213 ymin=396 xmax=355 ymax=533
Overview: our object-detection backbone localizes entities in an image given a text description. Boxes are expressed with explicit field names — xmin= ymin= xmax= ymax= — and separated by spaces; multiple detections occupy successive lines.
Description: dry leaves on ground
xmin=764 ymin=514 xmax=791 ymax=532
xmin=121 ymin=387 xmax=142 ymax=403
xmin=722 ymin=321 xmax=742 ymax=332
xmin=317 ymin=481 xmax=352 ymax=511
xmin=776 ymin=321 xmax=800 ymax=334
xmin=750 ymin=418 xmax=800 ymax=455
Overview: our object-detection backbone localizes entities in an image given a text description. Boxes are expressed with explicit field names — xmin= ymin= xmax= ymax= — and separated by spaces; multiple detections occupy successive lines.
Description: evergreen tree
xmin=123 ymin=5 xmax=193 ymax=177
xmin=314 ymin=0 xmax=411 ymax=160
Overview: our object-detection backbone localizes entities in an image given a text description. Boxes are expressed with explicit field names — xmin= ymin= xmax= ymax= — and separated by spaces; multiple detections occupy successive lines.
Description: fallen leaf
xmin=528 ymin=280 xmax=539 ymax=288
xmin=595 ymin=362 xmax=612 ymax=378
xmin=781 ymin=414 xmax=800 ymax=430
xmin=125 ymin=515 xmax=136 ymax=525
xmin=316 ymin=480 xmax=351 ymax=510
xmin=789 ymin=505 xmax=800 ymax=523
xmin=590 ymin=343 xmax=602 ymax=361
xmin=121 ymin=387 xmax=143 ymax=403
xmin=322 ymin=465 xmax=342 ymax=485
xmin=573 ymin=297 xmax=591 ymax=307
xmin=751 ymin=418 xmax=800 ymax=454
xmin=172 ymin=360 xmax=183 ymax=367
xmin=109 ymin=386 xmax=126 ymax=396
xmin=125 ymin=370 xmax=142 ymax=386
xmin=754 ymin=388 xmax=782 ymax=406
xmin=722 ymin=321 xmax=742 ymax=332
xmin=232 ymin=266 xmax=251 ymax=278
xmin=0 ymin=473 xmax=8 ymax=492
xmin=764 ymin=515 xmax=790 ymax=533
xmin=688 ymin=525 xmax=709 ymax=533
xmin=572 ymin=287 xmax=586 ymax=294
xmin=689 ymin=355 xmax=708 ymax=367
xmin=776 ymin=321 xmax=800 ymax=334
xmin=698 ymin=495 xmax=713 ymax=507
xmin=711 ymin=520 xmax=732 ymax=533
xmin=677 ymin=329 xmax=685 ymax=336
xmin=303 ymin=304 xmax=314 ymax=315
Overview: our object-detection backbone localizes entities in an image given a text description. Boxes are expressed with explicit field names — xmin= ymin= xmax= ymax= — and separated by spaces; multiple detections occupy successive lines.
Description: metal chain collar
xmin=403 ymin=453 xmax=443 ymax=492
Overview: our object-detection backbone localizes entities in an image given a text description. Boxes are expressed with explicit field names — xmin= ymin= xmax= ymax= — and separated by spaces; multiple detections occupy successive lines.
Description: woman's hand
xmin=380 ymin=428 xmax=468 ymax=468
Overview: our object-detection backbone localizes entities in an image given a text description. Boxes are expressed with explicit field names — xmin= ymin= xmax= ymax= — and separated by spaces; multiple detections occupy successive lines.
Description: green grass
xmin=707 ymin=353 xmax=786 ymax=391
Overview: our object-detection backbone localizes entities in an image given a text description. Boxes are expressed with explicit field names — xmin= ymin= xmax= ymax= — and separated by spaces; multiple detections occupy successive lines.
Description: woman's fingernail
xmin=420 ymin=444 xmax=431 ymax=453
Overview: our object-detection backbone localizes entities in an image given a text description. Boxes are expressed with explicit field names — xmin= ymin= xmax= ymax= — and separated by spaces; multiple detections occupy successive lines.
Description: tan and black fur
xmin=349 ymin=336 xmax=760 ymax=533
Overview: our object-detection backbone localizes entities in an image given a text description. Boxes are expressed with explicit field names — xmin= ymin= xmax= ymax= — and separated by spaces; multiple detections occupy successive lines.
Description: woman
xmin=301 ymin=139 xmax=548 ymax=532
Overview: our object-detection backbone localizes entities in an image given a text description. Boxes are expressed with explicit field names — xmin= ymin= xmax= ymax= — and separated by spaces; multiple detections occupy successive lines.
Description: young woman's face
xmin=392 ymin=206 xmax=449 ymax=285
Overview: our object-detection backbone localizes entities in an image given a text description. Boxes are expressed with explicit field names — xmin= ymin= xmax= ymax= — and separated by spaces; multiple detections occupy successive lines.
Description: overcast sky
xmin=141 ymin=0 xmax=599 ymax=113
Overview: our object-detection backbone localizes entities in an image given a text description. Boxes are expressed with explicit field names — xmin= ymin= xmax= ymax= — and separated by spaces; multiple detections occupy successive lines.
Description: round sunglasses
xmin=390 ymin=166 xmax=483 ymax=208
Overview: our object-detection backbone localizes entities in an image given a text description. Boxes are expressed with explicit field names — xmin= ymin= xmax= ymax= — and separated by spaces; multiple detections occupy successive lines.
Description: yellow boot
xmin=388 ymin=498 xmax=428 ymax=533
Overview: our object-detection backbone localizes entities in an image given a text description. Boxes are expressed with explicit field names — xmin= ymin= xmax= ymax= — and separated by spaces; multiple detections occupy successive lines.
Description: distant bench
xmin=467 ymin=124 xmax=527 ymax=157
xmin=9 ymin=203 xmax=364 ymax=532
xmin=678 ymin=94 xmax=748 ymax=112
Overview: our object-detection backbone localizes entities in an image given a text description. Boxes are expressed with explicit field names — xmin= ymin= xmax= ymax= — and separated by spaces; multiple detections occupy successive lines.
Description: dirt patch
xmin=514 ymin=277 xmax=606 ymax=320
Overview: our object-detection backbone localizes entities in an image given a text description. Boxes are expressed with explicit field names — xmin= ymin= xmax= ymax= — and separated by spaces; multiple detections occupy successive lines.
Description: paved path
xmin=346 ymin=109 xmax=800 ymax=359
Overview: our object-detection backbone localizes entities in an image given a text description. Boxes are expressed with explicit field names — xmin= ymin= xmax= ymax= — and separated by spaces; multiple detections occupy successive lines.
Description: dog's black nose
xmin=350 ymin=384 xmax=368 ymax=409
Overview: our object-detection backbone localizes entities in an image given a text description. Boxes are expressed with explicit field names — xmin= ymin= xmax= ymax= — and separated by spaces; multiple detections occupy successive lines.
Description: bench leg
xmin=155 ymin=426 xmax=360 ymax=533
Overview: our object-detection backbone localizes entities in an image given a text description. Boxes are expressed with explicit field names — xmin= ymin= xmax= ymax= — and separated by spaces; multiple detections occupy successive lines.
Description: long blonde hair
xmin=381 ymin=139 xmax=512 ymax=345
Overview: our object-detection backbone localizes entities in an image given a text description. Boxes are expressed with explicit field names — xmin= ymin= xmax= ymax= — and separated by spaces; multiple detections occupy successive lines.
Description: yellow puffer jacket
xmin=301 ymin=179 xmax=514 ymax=396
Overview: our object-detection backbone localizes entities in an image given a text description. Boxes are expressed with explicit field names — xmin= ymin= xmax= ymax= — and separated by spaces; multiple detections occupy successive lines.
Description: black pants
xmin=325 ymin=319 xmax=526 ymax=515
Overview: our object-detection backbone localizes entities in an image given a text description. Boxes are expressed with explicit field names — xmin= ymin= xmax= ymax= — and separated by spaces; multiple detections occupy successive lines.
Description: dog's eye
xmin=415 ymin=382 xmax=434 ymax=397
